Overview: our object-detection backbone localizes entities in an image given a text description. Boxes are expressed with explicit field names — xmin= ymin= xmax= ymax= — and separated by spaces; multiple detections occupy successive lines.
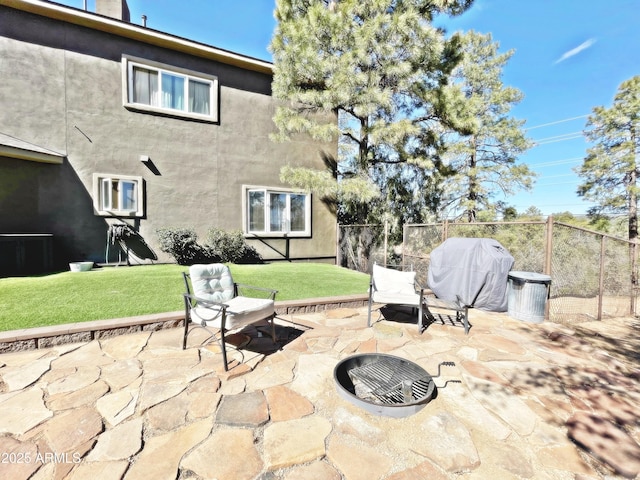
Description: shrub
xmin=156 ymin=228 xmax=220 ymax=265
xmin=205 ymin=228 xmax=263 ymax=264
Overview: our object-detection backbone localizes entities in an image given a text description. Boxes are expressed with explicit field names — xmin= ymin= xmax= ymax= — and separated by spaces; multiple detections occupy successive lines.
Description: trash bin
xmin=507 ymin=271 xmax=551 ymax=323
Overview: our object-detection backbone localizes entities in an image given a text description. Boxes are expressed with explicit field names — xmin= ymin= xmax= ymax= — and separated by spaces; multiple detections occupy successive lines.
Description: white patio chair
xmin=182 ymin=263 xmax=277 ymax=371
xmin=367 ymin=263 xmax=426 ymax=331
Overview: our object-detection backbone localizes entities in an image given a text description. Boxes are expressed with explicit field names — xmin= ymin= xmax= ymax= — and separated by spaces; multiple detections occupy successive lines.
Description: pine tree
xmin=577 ymin=75 xmax=640 ymax=243
xmin=270 ymin=0 xmax=474 ymax=223
xmin=440 ymin=31 xmax=535 ymax=222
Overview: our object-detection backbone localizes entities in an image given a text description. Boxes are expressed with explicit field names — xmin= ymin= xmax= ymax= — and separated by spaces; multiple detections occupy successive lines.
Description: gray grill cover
xmin=427 ymin=238 xmax=514 ymax=312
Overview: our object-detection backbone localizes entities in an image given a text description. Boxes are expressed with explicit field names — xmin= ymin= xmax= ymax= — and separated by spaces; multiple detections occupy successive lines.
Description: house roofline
xmin=0 ymin=132 xmax=65 ymax=164
xmin=0 ymin=0 xmax=274 ymax=75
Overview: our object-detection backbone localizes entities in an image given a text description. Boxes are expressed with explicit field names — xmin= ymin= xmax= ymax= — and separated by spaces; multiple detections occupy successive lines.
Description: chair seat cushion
xmin=372 ymin=291 xmax=420 ymax=306
xmin=190 ymin=296 xmax=275 ymax=330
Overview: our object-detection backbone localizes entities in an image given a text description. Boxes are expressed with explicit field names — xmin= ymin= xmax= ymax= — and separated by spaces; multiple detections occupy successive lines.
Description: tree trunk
xmin=629 ymin=126 xmax=638 ymax=315
xmin=467 ymin=136 xmax=478 ymax=222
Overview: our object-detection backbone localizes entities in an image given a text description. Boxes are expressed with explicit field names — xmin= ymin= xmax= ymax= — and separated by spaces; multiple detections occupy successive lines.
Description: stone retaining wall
xmin=0 ymin=294 xmax=369 ymax=353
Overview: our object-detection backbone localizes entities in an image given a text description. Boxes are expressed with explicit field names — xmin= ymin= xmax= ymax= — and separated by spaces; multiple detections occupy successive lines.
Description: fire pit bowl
xmin=334 ymin=353 xmax=436 ymax=418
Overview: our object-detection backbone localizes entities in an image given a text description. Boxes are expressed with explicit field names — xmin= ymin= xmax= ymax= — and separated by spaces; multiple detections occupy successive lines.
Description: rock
xmin=46 ymin=380 xmax=109 ymax=411
xmin=86 ymin=417 xmax=143 ymax=461
xmin=96 ymin=382 xmax=140 ymax=427
xmin=0 ymin=357 xmax=51 ymax=391
xmin=99 ymin=359 xmax=142 ymax=391
xmin=181 ymin=427 xmax=262 ymax=480
xmin=52 ymin=342 xmax=114 ymax=369
xmin=46 ymin=366 xmax=101 ymax=395
xmin=567 ymin=411 xmax=640 ymax=478
xmin=64 ymin=460 xmax=129 ymax=480
xmin=124 ymin=418 xmax=212 ymax=480
xmin=331 ymin=407 xmax=386 ymax=443
xmin=413 ymin=412 xmax=480 ymax=473
xmin=264 ymin=385 xmax=314 ymax=422
xmin=463 ymin=373 xmax=538 ymax=436
xmin=326 ymin=434 xmax=394 ymax=480
xmin=0 ymin=436 xmax=40 ymax=479
xmin=263 ymin=416 xmax=332 ymax=470
xmin=289 ymin=354 xmax=339 ymax=402
xmin=0 ymin=387 xmax=53 ymax=435
xmin=99 ymin=331 xmax=150 ymax=360
xmin=41 ymin=407 xmax=103 ymax=454
xmin=215 ymin=391 xmax=269 ymax=427
xmin=244 ymin=359 xmax=296 ymax=390
xmin=384 ymin=460 xmax=449 ymax=480
xmin=282 ymin=460 xmax=341 ymax=480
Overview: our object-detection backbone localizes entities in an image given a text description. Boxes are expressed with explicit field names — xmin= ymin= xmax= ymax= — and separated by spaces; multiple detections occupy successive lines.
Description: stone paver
xmin=182 ymin=427 xmax=262 ymax=480
xmin=0 ymin=307 xmax=638 ymax=479
xmin=264 ymin=416 xmax=332 ymax=470
xmin=413 ymin=411 xmax=480 ymax=473
xmin=567 ymin=411 xmax=640 ymax=478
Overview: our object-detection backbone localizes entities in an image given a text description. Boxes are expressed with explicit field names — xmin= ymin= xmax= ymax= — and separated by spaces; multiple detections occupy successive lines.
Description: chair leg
xmin=182 ymin=316 xmax=189 ymax=350
xmin=270 ymin=314 xmax=276 ymax=343
xmin=220 ymin=327 xmax=229 ymax=371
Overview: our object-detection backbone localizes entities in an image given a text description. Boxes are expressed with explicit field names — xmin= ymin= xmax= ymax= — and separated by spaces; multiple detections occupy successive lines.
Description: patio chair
xmin=182 ymin=263 xmax=277 ymax=371
xmin=367 ymin=263 xmax=426 ymax=331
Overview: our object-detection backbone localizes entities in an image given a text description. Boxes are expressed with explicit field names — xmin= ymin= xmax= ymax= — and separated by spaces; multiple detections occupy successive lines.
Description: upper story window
xmin=93 ymin=173 xmax=144 ymax=217
xmin=122 ymin=55 xmax=218 ymax=122
xmin=243 ymin=186 xmax=311 ymax=237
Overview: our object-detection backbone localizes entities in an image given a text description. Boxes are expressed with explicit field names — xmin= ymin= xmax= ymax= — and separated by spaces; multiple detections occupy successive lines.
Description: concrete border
xmin=0 ymin=294 xmax=369 ymax=353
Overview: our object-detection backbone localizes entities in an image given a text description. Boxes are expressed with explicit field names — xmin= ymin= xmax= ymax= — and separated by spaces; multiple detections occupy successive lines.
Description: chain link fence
xmin=339 ymin=220 xmax=638 ymax=325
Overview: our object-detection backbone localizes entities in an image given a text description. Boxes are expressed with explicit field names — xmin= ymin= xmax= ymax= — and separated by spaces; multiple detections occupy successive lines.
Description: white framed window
xmin=93 ymin=174 xmax=144 ymax=217
xmin=122 ymin=55 xmax=218 ymax=122
xmin=243 ymin=186 xmax=311 ymax=237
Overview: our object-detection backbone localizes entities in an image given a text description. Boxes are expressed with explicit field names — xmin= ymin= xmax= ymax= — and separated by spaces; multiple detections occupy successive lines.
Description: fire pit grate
xmin=334 ymin=353 xmax=457 ymax=417
xmin=348 ymin=357 xmax=433 ymax=404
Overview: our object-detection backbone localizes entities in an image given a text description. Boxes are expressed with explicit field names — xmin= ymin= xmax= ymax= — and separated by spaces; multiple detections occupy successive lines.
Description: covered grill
xmin=428 ymin=237 xmax=515 ymax=312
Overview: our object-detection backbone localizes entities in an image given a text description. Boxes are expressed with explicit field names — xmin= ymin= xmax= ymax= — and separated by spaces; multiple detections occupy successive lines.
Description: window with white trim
xmin=93 ymin=174 xmax=144 ymax=217
xmin=244 ymin=186 xmax=311 ymax=237
xmin=122 ymin=55 xmax=218 ymax=122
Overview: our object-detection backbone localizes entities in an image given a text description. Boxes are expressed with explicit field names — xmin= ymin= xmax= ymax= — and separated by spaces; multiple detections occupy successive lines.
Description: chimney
xmin=95 ymin=0 xmax=130 ymax=22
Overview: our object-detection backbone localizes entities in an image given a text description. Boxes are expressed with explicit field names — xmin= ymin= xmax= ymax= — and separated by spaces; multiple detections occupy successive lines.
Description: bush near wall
xmin=156 ymin=227 xmax=262 ymax=265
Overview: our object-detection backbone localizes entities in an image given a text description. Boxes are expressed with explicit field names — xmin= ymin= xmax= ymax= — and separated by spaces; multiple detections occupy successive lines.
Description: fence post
xmin=598 ymin=236 xmax=605 ymax=321
xmin=544 ymin=216 xmax=553 ymax=275
xmin=544 ymin=216 xmax=553 ymax=320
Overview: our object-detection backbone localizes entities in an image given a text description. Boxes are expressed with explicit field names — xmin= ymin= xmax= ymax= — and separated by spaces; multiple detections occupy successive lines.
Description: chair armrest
xmin=234 ymin=283 xmax=278 ymax=300
xmin=183 ymin=293 xmax=230 ymax=310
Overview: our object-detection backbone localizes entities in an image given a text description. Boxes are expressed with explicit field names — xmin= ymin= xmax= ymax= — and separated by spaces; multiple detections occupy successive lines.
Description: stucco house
xmin=0 ymin=0 xmax=338 ymax=275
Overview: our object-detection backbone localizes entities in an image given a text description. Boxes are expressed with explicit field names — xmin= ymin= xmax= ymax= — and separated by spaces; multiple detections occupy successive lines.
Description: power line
xmin=525 ymin=114 xmax=590 ymax=131
xmin=529 ymin=156 xmax=583 ymax=168
xmin=532 ymin=132 xmax=584 ymax=145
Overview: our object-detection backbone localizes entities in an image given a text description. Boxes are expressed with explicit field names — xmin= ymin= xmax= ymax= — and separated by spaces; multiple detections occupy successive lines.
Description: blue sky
xmin=63 ymin=0 xmax=640 ymax=216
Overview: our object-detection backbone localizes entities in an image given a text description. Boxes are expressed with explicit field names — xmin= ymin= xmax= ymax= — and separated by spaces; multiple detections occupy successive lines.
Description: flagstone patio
xmin=0 ymin=306 xmax=639 ymax=479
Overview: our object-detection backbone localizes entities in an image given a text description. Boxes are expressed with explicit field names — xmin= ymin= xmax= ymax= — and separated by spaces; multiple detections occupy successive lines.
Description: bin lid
xmin=508 ymin=271 xmax=551 ymax=283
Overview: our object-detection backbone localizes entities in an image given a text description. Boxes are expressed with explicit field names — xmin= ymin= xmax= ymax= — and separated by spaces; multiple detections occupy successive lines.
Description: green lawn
xmin=0 ymin=263 xmax=370 ymax=332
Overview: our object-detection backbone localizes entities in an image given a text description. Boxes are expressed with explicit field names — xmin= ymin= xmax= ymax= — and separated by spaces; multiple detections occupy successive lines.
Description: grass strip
xmin=0 ymin=263 xmax=369 ymax=331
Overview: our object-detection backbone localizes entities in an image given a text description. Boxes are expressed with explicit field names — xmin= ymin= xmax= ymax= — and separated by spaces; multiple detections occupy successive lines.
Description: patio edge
xmin=0 ymin=294 xmax=369 ymax=353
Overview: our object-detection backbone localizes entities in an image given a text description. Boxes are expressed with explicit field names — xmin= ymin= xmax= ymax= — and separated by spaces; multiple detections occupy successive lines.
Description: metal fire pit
xmin=334 ymin=353 xmax=454 ymax=418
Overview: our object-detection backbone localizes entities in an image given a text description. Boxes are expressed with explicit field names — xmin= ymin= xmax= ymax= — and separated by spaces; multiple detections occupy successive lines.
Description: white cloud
xmin=555 ymin=38 xmax=597 ymax=64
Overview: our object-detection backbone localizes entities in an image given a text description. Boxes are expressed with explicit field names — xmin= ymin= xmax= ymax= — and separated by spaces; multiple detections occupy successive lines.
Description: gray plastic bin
xmin=507 ymin=271 xmax=551 ymax=323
